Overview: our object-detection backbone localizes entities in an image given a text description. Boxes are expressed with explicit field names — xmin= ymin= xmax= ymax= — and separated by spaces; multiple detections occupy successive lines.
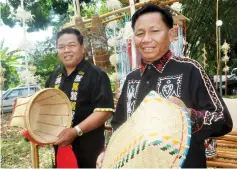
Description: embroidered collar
xmin=139 ymin=51 xmax=173 ymax=74
xmin=54 ymin=70 xmax=85 ymax=121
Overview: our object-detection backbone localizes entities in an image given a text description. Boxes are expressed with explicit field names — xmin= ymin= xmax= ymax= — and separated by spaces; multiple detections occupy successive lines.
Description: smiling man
xmin=45 ymin=28 xmax=114 ymax=168
xmin=99 ymin=4 xmax=232 ymax=168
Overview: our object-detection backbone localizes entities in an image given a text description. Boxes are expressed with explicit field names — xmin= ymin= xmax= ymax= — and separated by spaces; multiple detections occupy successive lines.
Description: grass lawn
xmin=1 ymin=112 xmax=53 ymax=168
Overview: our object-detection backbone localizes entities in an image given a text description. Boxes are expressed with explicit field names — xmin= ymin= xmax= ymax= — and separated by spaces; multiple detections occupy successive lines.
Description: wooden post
xmin=31 ymin=143 xmax=39 ymax=168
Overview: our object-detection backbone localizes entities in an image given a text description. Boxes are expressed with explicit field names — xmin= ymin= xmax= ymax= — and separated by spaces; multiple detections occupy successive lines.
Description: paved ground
xmin=223 ymin=98 xmax=237 ymax=130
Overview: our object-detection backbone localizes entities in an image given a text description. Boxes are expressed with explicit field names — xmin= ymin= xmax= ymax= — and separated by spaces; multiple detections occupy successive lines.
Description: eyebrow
xmin=135 ymin=29 xmax=144 ymax=32
xmin=135 ymin=25 xmax=160 ymax=31
xmin=57 ymin=41 xmax=77 ymax=46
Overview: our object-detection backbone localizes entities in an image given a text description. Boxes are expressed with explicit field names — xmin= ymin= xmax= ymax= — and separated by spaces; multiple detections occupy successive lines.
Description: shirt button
xmin=146 ymin=81 xmax=149 ymax=84
xmin=148 ymin=66 xmax=151 ymax=70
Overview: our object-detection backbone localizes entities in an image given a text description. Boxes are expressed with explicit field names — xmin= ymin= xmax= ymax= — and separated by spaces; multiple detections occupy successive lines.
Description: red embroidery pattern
xmin=156 ymin=51 xmax=172 ymax=72
xmin=139 ymin=51 xmax=173 ymax=74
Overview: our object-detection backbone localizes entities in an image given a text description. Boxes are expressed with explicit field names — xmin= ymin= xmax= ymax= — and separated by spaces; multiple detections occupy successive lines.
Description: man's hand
xmin=168 ymin=96 xmax=191 ymax=116
xmin=54 ymin=128 xmax=78 ymax=146
xmin=96 ymin=151 xmax=105 ymax=169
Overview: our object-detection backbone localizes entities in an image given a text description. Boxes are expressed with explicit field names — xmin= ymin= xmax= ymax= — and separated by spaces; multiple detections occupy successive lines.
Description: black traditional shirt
xmin=111 ymin=51 xmax=233 ymax=168
xmin=45 ymin=59 xmax=114 ymax=167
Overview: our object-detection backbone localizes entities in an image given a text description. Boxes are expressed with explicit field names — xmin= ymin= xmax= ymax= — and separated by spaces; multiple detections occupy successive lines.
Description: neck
xmin=65 ymin=59 xmax=83 ymax=74
xmin=143 ymin=50 xmax=169 ymax=64
xmin=65 ymin=66 xmax=76 ymax=75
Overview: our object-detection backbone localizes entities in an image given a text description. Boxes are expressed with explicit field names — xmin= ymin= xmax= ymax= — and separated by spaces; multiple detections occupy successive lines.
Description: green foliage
xmin=1 ymin=0 xmax=94 ymax=31
xmin=182 ymin=0 xmax=237 ymax=76
xmin=0 ymin=41 xmax=21 ymax=90
xmin=0 ymin=3 xmax=15 ymax=28
xmin=1 ymin=61 xmax=20 ymax=90
xmin=29 ymin=38 xmax=60 ymax=86
xmin=81 ymin=0 xmax=112 ymax=18
xmin=1 ymin=113 xmax=52 ymax=168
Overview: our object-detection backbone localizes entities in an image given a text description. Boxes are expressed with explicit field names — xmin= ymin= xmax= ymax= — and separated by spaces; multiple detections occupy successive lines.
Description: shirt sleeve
xmin=189 ymin=66 xmax=233 ymax=142
xmin=92 ymin=71 xmax=115 ymax=113
xmin=111 ymin=78 xmax=128 ymax=131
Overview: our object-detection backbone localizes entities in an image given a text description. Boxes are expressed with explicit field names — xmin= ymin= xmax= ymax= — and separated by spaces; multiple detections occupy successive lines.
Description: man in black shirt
xmin=45 ymin=28 xmax=114 ymax=168
xmin=99 ymin=4 xmax=232 ymax=168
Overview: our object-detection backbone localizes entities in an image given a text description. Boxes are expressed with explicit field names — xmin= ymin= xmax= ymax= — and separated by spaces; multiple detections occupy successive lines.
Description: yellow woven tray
xmin=102 ymin=91 xmax=192 ymax=168
xmin=9 ymin=88 xmax=72 ymax=144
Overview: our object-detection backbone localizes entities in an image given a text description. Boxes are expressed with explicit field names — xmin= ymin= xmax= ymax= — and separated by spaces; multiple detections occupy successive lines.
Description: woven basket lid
xmin=9 ymin=88 xmax=72 ymax=144
xmin=102 ymin=91 xmax=192 ymax=168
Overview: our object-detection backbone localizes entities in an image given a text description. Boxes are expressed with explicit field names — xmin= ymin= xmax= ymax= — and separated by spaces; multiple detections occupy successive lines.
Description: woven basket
xmin=102 ymin=91 xmax=191 ymax=168
xmin=9 ymin=88 xmax=72 ymax=144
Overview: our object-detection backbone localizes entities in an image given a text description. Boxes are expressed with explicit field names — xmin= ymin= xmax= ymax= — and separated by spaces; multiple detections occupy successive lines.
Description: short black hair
xmin=131 ymin=4 xmax=173 ymax=30
xmin=56 ymin=27 xmax=84 ymax=45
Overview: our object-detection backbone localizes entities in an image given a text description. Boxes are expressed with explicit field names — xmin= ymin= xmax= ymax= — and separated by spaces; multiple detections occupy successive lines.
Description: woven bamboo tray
xmin=102 ymin=91 xmax=192 ymax=168
xmin=9 ymin=88 xmax=72 ymax=144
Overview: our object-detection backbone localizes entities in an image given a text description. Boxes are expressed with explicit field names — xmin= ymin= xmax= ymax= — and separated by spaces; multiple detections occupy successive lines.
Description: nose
xmin=142 ymin=32 xmax=153 ymax=43
xmin=64 ymin=46 xmax=70 ymax=52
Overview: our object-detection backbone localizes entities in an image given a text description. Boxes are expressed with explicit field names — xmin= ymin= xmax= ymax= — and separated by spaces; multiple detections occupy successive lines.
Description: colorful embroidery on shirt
xmin=127 ymin=80 xmax=140 ymax=118
xmin=171 ymin=57 xmax=224 ymax=125
xmin=54 ymin=71 xmax=85 ymax=120
xmin=157 ymin=74 xmax=183 ymax=98
xmin=139 ymin=51 xmax=173 ymax=74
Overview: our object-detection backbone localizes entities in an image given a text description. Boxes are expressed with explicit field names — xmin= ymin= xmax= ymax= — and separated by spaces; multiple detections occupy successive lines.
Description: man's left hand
xmin=54 ymin=128 xmax=77 ymax=146
xmin=168 ymin=96 xmax=191 ymax=116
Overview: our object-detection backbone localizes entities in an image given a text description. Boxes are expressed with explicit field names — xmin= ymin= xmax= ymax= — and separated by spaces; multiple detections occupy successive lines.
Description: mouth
xmin=142 ymin=47 xmax=155 ymax=52
xmin=64 ymin=55 xmax=73 ymax=61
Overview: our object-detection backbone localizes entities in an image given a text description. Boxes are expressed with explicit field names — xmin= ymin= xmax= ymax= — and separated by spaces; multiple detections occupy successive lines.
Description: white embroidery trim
xmin=171 ymin=57 xmax=224 ymax=124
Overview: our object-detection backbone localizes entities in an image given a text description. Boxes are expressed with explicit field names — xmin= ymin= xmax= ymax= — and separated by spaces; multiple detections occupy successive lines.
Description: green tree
xmin=29 ymin=38 xmax=60 ymax=86
xmin=181 ymin=0 xmax=237 ymax=76
xmin=0 ymin=41 xmax=21 ymax=90
xmin=0 ymin=0 xmax=93 ymax=31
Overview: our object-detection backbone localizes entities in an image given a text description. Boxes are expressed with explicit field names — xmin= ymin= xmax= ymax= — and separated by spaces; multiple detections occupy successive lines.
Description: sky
xmin=0 ymin=24 xmax=53 ymax=50
xmin=0 ymin=0 xmax=53 ymax=50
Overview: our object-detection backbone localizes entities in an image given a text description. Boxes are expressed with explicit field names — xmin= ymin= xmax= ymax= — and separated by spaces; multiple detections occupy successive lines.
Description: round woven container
xmin=102 ymin=91 xmax=192 ymax=168
xmin=9 ymin=88 xmax=72 ymax=144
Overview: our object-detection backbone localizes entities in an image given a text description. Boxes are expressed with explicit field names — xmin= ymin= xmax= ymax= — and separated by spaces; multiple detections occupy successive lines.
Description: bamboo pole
xmin=217 ymin=150 xmax=237 ymax=156
xmin=217 ymin=147 xmax=237 ymax=153
xmin=216 ymin=152 xmax=237 ymax=160
xmin=207 ymin=158 xmax=237 ymax=165
xmin=64 ymin=0 xmax=179 ymax=28
xmin=229 ymin=130 xmax=237 ymax=136
xmin=207 ymin=161 xmax=237 ymax=168
xmin=87 ymin=13 xmax=186 ymax=29
xmin=85 ymin=0 xmax=178 ymax=23
xmin=217 ymin=143 xmax=237 ymax=148
xmin=102 ymin=15 xmax=125 ymax=25
xmin=31 ymin=143 xmax=39 ymax=168
xmin=214 ymin=135 xmax=237 ymax=142
xmin=217 ymin=140 xmax=237 ymax=145
xmin=215 ymin=0 xmax=219 ymax=89
xmin=65 ymin=1 xmax=186 ymax=31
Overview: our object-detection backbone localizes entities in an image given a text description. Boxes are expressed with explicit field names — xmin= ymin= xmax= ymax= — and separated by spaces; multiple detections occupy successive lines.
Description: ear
xmin=168 ymin=28 xmax=175 ymax=43
xmin=81 ymin=44 xmax=85 ymax=54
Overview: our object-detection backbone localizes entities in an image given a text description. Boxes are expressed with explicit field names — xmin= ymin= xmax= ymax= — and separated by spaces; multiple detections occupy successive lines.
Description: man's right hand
xmin=96 ymin=151 xmax=105 ymax=169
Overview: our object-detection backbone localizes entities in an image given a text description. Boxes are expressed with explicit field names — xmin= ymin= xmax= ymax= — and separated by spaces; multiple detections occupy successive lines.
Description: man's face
xmin=133 ymin=12 xmax=172 ymax=63
xmin=57 ymin=33 xmax=84 ymax=68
